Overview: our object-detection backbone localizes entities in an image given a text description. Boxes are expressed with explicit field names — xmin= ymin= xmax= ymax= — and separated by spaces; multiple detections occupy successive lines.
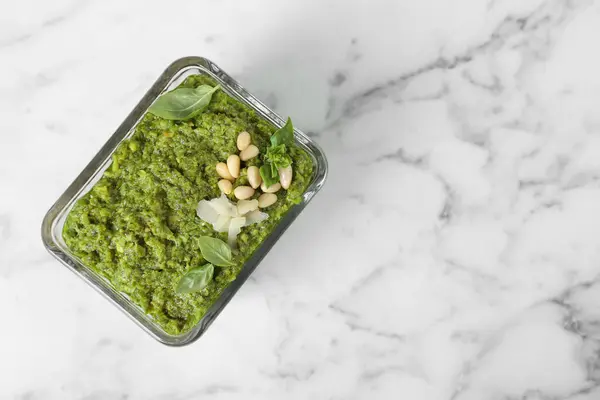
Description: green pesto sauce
xmin=63 ymin=75 xmax=313 ymax=334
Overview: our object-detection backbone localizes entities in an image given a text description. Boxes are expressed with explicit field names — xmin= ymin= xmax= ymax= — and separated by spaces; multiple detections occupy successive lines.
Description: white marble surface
xmin=3 ymin=0 xmax=600 ymax=398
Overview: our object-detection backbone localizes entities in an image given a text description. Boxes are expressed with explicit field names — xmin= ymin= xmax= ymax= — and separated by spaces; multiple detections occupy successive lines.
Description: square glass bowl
xmin=41 ymin=56 xmax=328 ymax=346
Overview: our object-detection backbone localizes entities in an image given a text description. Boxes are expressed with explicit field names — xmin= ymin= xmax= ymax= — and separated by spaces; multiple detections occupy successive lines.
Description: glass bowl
xmin=41 ymin=56 xmax=328 ymax=346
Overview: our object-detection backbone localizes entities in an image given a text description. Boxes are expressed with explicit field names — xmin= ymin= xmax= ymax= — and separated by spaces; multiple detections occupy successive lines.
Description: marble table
xmin=3 ymin=0 xmax=600 ymax=398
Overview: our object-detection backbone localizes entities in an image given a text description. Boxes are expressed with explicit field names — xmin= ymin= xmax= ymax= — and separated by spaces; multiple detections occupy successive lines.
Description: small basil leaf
xmin=270 ymin=117 xmax=294 ymax=147
xmin=176 ymin=263 xmax=214 ymax=294
xmin=149 ymin=84 xmax=220 ymax=120
xmin=197 ymin=236 xmax=234 ymax=266
xmin=270 ymin=161 xmax=278 ymax=179
xmin=260 ymin=163 xmax=279 ymax=187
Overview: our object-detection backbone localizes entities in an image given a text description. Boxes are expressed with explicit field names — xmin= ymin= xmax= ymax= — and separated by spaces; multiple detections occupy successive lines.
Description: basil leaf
xmin=176 ymin=263 xmax=214 ymax=294
xmin=197 ymin=236 xmax=234 ymax=266
xmin=261 ymin=117 xmax=295 ymax=187
xmin=260 ymin=163 xmax=279 ymax=188
xmin=148 ymin=84 xmax=220 ymax=120
xmin=270 ymin=117 xmax=294 ymax=147
xmin=266 ymin=144 xmax=292 ymax=170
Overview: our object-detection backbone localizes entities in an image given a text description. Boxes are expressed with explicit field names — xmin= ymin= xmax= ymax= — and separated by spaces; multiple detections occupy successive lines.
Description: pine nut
xmin=216 ymin=162 xmax=234 ymax=181
xmin=218 ymin=179 xmax=233 ymax=194
xmin=278 ymin=166 xmax=293 ymax=189
xmin=227 ymin=154 xmax=240 ymax=178
xmin=240 ymin=145 xmax=259 ymax=161
xmin=258 ymin=193 xmax=277 ymax=208
xmin=234 ymin=186 xmax=255 ymax=200
xmin=237 ymin=131 xmax=251 ymax=151
xmin=247 ymin=166 xmax=262 ymax=189
xmin=261 ymin=181 xmax=281 ymax=193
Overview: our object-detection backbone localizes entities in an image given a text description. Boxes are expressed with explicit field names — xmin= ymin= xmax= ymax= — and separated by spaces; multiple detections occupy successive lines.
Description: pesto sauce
xmin=63 ymin=75 xmax=313 ymax=334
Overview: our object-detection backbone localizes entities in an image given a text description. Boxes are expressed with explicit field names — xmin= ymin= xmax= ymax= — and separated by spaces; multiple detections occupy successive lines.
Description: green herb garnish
xmin=266 ymin=144 xmax=292 ymax=168
xmin=196 ymin=236 xmax=235 ymax=267
xmin=260 ymin=118 xmax=295 ymax=187
xmin=270 ymin=117 xmax=294 ymax=147
xmin=149 ymin=84 xmax=220 ymax=120
xmin=260 ymin=164 xmax=278 ymax=188
xmin=176 ymin=236 xmax=234 ymax=294
xmin=176 ymin=263 xmax=214 ymax=294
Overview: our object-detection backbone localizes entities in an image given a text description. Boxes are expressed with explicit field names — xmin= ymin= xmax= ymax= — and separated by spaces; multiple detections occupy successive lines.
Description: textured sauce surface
xmin=63 ymin=75 xmax=313 ymax=334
